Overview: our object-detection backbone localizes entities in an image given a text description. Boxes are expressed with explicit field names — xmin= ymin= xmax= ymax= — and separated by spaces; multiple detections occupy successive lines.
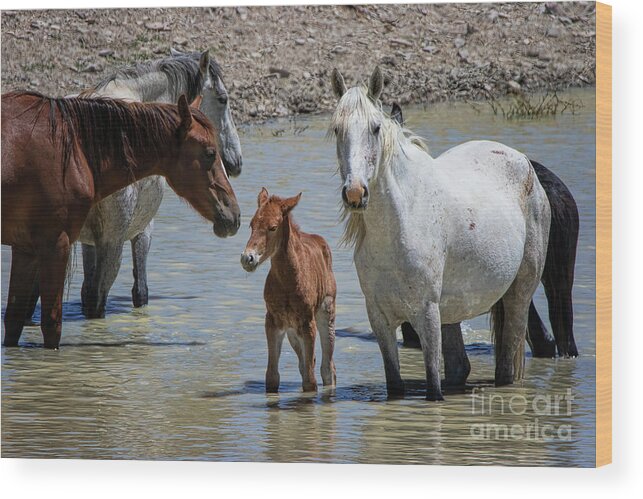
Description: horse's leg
xmin=265 ymin=313 xmax=285 ymax=393
xmin=411 ymin=302 xmax=443 ymax=401
xmin=366 ymin=301 xmax=404 ymax=396
xmin=527 ymin=301 xmax=557 ymax=358
xmin=80 ymin=243 xmax=97 ymax=315
xmin=299 ymin=320 xmax=318 ymax=392
xmin=130 ymin=221 xmax=153 ymax=308
xmin=38 ymin=234 xmax=71 ymax=349
xmin=316 ymin=297 xmax=337 ymax=387
xmin=3 ymin=249 xmax=39 ymax=346
xmin=82 ymin=240 xmax=124 ymax=319
xmin=24 ymin=272 xmax=40 ymax=326
xmin=286 ymin=330 xmax=305 ymax=380
xmin=442 ymin=323 xmax=470 ymax=386
xmin=401 ymin=322 xmax=421 ymax=348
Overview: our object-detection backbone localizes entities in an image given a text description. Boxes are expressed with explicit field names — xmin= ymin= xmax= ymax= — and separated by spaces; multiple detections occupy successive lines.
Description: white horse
xmin=330 ymin=68 xmax=551 ymax=400
xmin=26 ymin=50 xmax=243 ymax=319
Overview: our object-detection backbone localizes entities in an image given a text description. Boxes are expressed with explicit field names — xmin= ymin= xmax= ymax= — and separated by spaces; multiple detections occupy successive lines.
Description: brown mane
xmin=3 ymin=91 xmax=215 ymax=181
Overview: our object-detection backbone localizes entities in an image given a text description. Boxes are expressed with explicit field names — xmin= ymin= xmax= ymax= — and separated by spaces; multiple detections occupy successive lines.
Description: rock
xmin=454 ymin=37 xmax=466 ymax=48
xmin=236 ymin=7 xmax=248 ymax=21
xmin=302 ymin=71 xmax=311 ymax=79
xmin=268 ymin=67 xmax=291 ymax=78
xmin=98 ymin=49 xmax=114 ymax=57
xmin=82 ymin=63 xmax=104 ymax=73
xmin=389 ymin=38 xmax=413 ymax=47
xmin=506 ymin=80 xmax=522 ymax=93
xmin=547 ymin=25 xmax=563 ymax=38
xmin=422 ymin=44 xmax=438 ymax=54
xmin=488 ymin=9 xmax=499 ymax=22
xmin=145 ymin=21 xmax=169 ymax=32
xmin=448 ymin=22 xmax=470 ymax=36
xmin=294 ymin=38 xmax=306 ymax=46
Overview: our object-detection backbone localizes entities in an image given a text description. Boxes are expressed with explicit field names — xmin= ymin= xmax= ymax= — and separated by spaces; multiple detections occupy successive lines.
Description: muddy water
xmin=2 ymin=89 xmax=596 ymax=466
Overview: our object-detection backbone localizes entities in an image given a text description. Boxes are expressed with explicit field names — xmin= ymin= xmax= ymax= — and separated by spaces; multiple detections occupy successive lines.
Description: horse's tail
xmin=64 ymin=242 xmax=78 ymax=301
xmin=490 ymin=299 xmax=526 ymax=380
xmin=530 ymin=159 xmax=579 ymax=357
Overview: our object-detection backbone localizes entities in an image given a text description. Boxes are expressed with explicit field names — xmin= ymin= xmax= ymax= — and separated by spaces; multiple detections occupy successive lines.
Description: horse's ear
xmin=281 ymin=192 xmax=302 ymax=215
xmin=170 ymin=47 xmax=184 ymax=57
xmin=199 ymin=50 xmax=210 ymax=77
xmin=190 ymin=94 xmax=203 ymax=110
xmin=390 ymin=102 xmax=404 ymax=125
xmin=258 ymin=187 xmax=270 ymax=207
xmin=368 ymin=66 xmax=384 ymax=102
xmin=177 ymin=94 xmax=193 ymax=141
xmin=331 ymin=69 xmax=347 ymax=99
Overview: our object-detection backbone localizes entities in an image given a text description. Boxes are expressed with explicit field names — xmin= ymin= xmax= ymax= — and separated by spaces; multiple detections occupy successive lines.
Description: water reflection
xmin=2 ymin=89 xmax=596 ymax=466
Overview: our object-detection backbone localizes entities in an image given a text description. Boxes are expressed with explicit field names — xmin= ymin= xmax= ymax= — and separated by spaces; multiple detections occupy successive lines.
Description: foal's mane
xmin=328 ymin=86 xmax=429 ymax=249
xmin=5 ymin=91 xmax=214 ymax=180
xmin=86 ymin=53 xmax=224 ymax=102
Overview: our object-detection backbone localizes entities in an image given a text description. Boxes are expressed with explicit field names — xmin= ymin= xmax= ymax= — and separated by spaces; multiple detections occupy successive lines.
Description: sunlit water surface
xmin=2 ymin=89 xmax=596 ymax=466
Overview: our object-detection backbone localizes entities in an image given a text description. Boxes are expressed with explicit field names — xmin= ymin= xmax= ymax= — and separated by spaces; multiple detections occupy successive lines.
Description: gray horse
xmin=26 ymin=50 xmax=243 ymax=320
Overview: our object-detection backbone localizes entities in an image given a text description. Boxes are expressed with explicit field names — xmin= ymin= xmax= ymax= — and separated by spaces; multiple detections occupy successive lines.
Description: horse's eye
xmin=269 ymin=226 xmax=278 ymax=232
xmin=218 ymin=95 xmax=228 ymax=105
xmin=372 ymin=123 xmax=381 ymax=135
xmin=204 ymin=147 xmax=217 ymax=159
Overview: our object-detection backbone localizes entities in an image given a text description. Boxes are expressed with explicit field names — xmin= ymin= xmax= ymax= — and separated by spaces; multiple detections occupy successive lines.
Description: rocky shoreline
xmin=1 ymin=3 xmax=596 ymax=124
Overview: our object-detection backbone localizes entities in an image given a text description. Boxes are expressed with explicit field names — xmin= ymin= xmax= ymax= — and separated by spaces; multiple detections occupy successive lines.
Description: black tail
xmin=529 ymin=160 xmax=579 ymax=358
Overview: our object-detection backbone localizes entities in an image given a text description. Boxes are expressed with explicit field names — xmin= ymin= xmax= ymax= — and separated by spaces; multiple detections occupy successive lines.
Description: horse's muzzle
xmin=213 ymin=210 xmax=241 ymax=238
xmin=342 ymin=183 xmax=369 ymax=210
xmin=240 ymin=251 xmax=259 ymax=272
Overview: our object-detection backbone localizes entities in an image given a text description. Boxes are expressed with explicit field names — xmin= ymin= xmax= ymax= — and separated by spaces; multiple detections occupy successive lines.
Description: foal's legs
xmin=265 ymin=313 xmax=285 ymax=393
xmin=131 ymin=221 xmax=153 ymax=308
xmin=3 ymin=249 xmax=39 ymax=346
xmin=81 ymin=240 xmax=124 ymax=319
xmin=410 ymin=302 xmax=443 ymax=401
xmin=366 ymin=301 xmax=404 ymax=396
xmin=38 ymin=233 xmax=71 ymax=349
xmin=442 ymin=323 xmax=470 ymax=386
xmin=315 ymin=297 xmax=337 ymax=387
xmin=298 ymin=321 xmax=318 ymax=392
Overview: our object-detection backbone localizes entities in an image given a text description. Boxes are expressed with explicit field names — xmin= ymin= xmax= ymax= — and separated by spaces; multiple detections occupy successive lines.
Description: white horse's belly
xmin=79 ymin=176 xmax=165 ymax=245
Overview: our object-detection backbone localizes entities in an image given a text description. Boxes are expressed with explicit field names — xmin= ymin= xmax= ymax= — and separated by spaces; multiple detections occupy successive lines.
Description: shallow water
xmin=2 ymin=89 xmax=596 ymax=466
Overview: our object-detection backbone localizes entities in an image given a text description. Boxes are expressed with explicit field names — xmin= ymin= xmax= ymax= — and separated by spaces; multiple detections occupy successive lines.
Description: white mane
xmin=328 ymin=86 xmax=429 ymax=248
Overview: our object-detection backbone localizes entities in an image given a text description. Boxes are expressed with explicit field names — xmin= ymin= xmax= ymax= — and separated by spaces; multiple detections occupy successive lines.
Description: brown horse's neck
xmin=270 ymin=215 xmax=303 ymax=278
xmin=91 ymin=144 xmax=173 ymax=201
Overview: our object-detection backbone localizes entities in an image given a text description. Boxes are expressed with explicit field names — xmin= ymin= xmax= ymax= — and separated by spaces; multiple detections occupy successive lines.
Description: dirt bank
xmin=2 ymin=3 xmax=596 ymax=124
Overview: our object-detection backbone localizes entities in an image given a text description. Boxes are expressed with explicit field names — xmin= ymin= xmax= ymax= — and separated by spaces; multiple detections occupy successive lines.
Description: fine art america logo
xmin=470 ymin=388 xmax=574 ymax=441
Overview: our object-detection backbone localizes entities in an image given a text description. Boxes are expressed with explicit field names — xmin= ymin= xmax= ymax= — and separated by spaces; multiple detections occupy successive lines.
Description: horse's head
xmin=330 ymin=67 xmax=386 ymax=212
xmin=240 ymin=188 xmax=301 ymax=272
xmin=166 ymin=95 xmax=240 ymax=238
xmin=172 ymin=48 xmax=243 ymax=177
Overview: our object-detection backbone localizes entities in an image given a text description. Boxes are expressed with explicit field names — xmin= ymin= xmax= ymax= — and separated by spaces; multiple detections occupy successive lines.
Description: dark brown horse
xmin=1 ymin=91 xmax=240 ymax=348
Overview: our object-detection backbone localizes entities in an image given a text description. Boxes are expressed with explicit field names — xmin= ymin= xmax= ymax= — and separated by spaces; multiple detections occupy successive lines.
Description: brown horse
xmin=241 ymin=188 xmax=337 ymax=393
xmin=1 ymin=91 xmax=240 ymax=348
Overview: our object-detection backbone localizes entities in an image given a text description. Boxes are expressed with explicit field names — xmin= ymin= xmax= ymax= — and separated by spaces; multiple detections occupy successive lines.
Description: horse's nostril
xmin=363 ymin=185 xmax=369 ymax=200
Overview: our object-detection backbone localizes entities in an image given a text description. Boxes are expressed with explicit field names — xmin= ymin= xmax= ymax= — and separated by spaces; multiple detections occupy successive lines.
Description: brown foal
xmin=241 ymin=188 xmax=337 ymax=393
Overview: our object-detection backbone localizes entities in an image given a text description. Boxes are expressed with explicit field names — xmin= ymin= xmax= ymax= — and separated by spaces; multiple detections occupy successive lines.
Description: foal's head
xmin=165 ymin=95 xmax=240 ymax=238
xmin=240 ymin=188 xmax=302 ymax=272
xmin=330 ymin=66 xmax=388 ymax=211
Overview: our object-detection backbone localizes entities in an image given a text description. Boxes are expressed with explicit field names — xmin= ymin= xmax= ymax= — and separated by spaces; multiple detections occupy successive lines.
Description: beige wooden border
xmin=596 ymin=1 xmax=612 ymax=467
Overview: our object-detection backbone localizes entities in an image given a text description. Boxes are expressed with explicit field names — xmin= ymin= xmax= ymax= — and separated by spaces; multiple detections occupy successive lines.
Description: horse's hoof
xmin=43 ymin=343 xmax=60 ymax=350
xmin=495 ymin=376 xmax=514 ymax=387
xmin=426 ymin=392 xmax=445 ymax=402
